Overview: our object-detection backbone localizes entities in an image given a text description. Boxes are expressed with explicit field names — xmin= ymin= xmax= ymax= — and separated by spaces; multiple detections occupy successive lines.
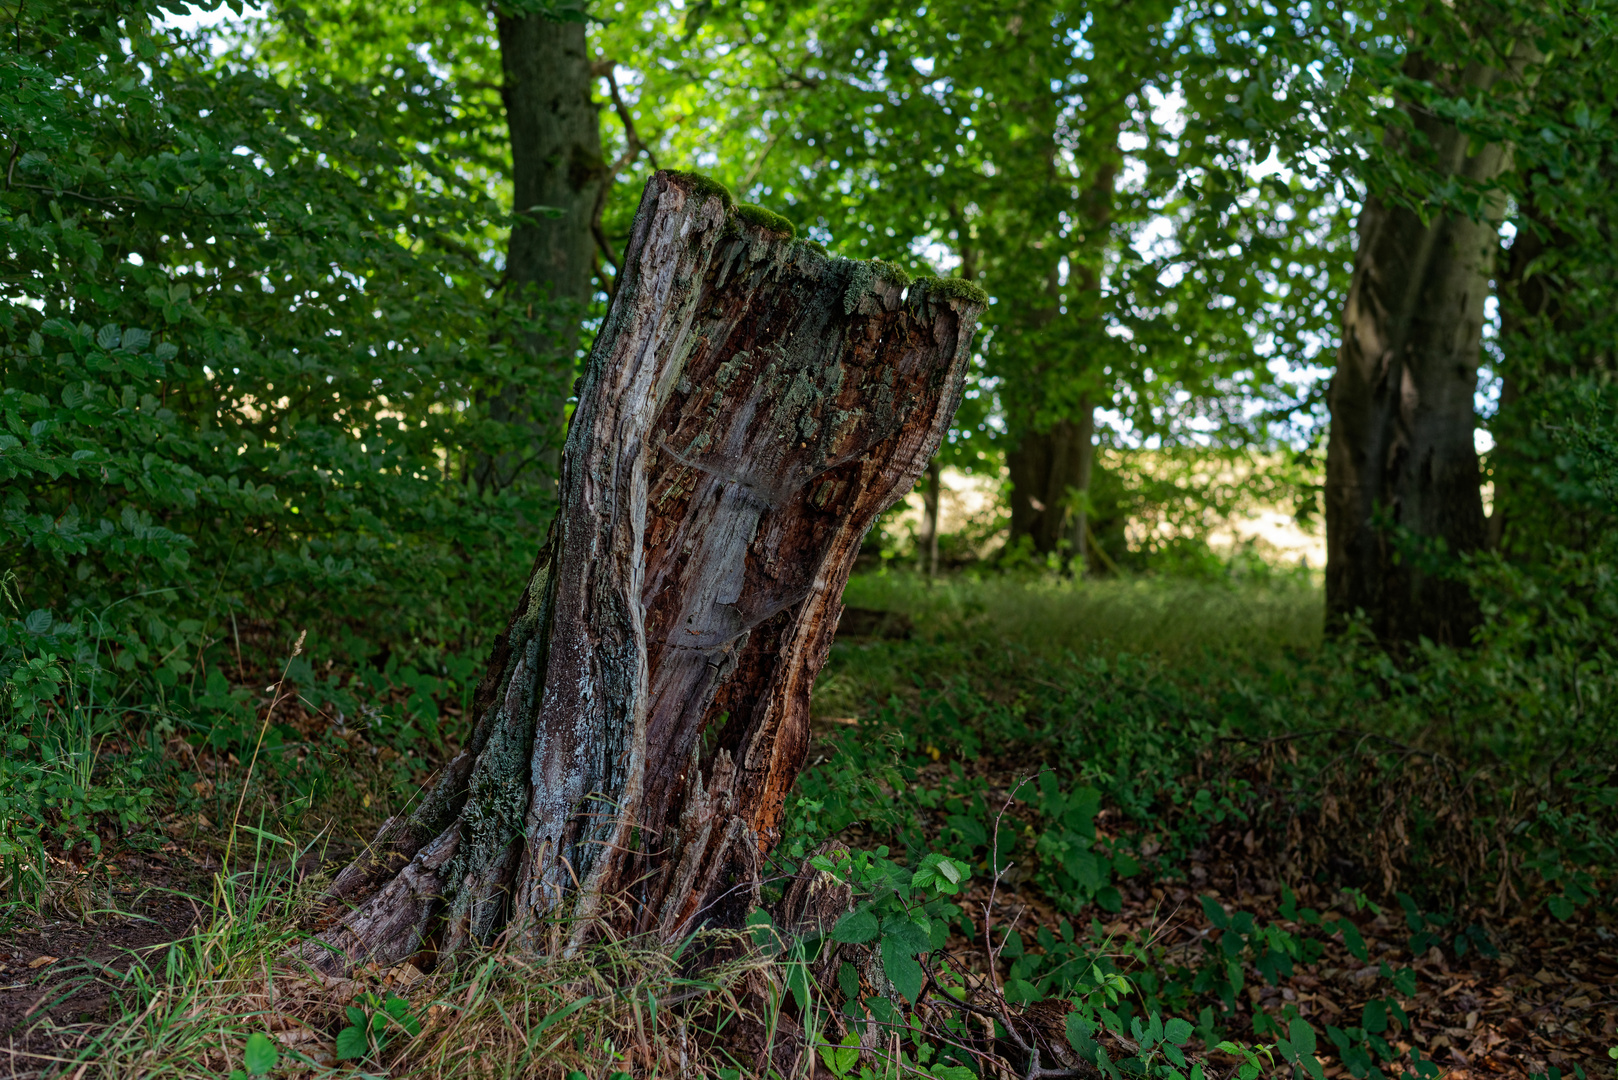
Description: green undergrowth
xmin=806 ymin=570 xmax=1617 ymax=900
xmin=3 ymin=569 xmax=1614 ymax=1077
xmin=776 ymin=569 xmax=1616 ymax=1075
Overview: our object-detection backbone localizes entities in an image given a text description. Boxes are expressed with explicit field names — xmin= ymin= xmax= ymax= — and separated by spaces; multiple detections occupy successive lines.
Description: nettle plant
xmin=765 ymin=837 xmax=1280 ymax=1080
xmin=818 ymin=847 xmax=974 ymax=1006
xmin=1030 ymin=774 xmax=1143 ymax=915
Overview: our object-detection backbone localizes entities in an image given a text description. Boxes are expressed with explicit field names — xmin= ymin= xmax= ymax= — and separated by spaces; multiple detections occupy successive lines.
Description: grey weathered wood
xmin=306 ymin=171 xmax=985 ymax=974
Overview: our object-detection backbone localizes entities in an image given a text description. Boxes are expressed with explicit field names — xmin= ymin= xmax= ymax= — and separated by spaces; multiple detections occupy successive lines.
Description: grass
xmin=812 ymin=570 xmax=1321 ymax=725
xmin=846 ymin=570 xmax=1322 ymax=657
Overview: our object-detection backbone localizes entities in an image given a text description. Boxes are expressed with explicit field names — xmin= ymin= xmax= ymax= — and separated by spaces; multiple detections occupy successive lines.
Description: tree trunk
xmin=305 ymin=171 xmax=985 ymax=976
xmin=919 ymin=458 xmax=940 ymax=576
xmin=476 ymin=13 xmax=605 ymax=494
xmin=1324 ymin=47 xmax=1533 ymax=645
xmin=1006 ymin=403 xmax=1094 ymax=561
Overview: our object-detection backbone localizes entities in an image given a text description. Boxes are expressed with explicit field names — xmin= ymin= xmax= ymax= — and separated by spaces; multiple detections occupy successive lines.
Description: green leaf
xmin=530 ymin=995 xmax=593 ymax=1037
xmin=334 ymin=1025 xmax=369 ymax=1061
xmin=818 ymin=1031 xmax=861 ymax=1077
xmin=1002 ymin=977 xmax=1039 ymax=1004
xmin=243 ymin=1032 xmax=278 ymax=1076
xmin=881 ymin=916 xmax=930 ymax=956
xmin=881 ymin=933 xmax=924 ymax=1003
xmin=1337 ymin=919 xmax=1368 ymax=961
xmin=1164 ymin=1017 xmax=1194 ymax=1045
xmin=1066 ymin=1013 xmax=1100 ymax=1059
xmin=833 ymin=909 xmax=879 ymax=944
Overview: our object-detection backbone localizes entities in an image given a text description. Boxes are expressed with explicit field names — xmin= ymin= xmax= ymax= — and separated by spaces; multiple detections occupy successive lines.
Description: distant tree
xmin=480 ymin=1 xmax=606 ymax=494
xmin=585 ymin=0 xmax=1323 ymax=570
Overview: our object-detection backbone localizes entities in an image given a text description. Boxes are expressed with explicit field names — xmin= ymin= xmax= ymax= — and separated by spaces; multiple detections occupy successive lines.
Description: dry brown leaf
xmin=27 ymin=955 xmax=58 ymax=969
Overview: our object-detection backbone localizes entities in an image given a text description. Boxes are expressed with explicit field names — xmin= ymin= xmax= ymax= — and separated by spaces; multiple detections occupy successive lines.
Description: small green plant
xmin=819 ymin=846 xmax=973 ymax=1005
xmin=1029 ymin=773 xmax=1142 ymax=914
xmin=228 ymin=1031 xmax=280 ymax=1078
xmin=335 ymin=991 xmax=423 ymax=1061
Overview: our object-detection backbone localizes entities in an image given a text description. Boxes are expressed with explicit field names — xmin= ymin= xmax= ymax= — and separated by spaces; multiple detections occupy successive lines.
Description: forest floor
xmin=929 ymin=763 xmax=1617 ymax=1078
xmin=1 ymin=574 xmax=1613 ymax=1078
xmin=2 ymin=768 xmax=1609 ymax=1078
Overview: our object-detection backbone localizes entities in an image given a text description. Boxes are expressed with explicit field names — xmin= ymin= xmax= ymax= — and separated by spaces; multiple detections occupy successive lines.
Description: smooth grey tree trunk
xmin=305 ymin=172 xmax=985 ymax=975
xmin=476 ymin=13 xmax=605 ymax=494
xmin=1325 ymin=45 xmax=1535 ymax=645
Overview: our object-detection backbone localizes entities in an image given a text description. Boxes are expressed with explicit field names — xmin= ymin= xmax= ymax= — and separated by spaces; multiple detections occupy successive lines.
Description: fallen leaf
xmin=28 ymin=956 xmax=58 ymax=969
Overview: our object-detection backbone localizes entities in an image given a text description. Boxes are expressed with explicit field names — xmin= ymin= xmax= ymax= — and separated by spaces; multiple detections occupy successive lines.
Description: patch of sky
xmin=158 ymin=2 xmax=264 ymax=54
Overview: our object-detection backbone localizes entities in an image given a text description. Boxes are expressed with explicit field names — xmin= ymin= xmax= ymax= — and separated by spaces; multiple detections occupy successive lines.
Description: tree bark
xmin=476 ymin=12 xmax=605 ymax=494
xmin=1006 ymin=403 xmax=1094 ymax=562
xmin=1324 ymin=47 xmax=1532 ymax=645
xmin=306 ymin=171 xmax=985 ymax=975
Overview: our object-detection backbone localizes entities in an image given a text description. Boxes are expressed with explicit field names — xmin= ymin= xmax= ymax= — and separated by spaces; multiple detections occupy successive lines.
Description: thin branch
xmin=604 ymin=66 xmax=660 ymax=172
xmin=737 ymin=128 xmax=784 ymax=192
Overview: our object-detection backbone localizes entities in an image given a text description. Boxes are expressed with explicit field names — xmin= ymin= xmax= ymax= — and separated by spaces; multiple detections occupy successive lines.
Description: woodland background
xmin=2 ymin=0 xmax=1617 ymax=1077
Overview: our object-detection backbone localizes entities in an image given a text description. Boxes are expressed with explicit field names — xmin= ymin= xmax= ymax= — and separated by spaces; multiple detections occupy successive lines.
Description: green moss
xmin=915 ymin=275 xmax=989 ymax=306
xmin=664 ymin=169 xmax=734 ymax=208
xmin=733 ymin=202 xmax=796 ymax=237
xmin=868 ymin=259 xmax=913 ymax=290
xmin=793 ymin=237 xmax=830 ymax=259
xmin=843 ymin=258 xmax=915 ymax=315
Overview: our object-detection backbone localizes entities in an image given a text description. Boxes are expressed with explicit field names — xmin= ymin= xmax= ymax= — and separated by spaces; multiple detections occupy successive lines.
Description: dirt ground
xmin=1 ymin=850 xmax=200 ymax=1077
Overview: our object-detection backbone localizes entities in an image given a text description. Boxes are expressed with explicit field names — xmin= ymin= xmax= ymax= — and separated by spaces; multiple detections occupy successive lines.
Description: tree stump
xmin=305 ymin=171 xmax=986 ymax=974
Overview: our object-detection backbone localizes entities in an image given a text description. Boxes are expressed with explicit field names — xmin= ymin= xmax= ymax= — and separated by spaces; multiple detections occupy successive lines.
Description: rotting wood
xmin=304 ymin=170 xmax=986 ymax=975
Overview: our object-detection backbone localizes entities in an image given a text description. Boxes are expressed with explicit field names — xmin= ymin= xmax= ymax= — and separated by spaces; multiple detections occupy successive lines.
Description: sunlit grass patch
xmin=842 ymin=571 xmax=1323 ymax=662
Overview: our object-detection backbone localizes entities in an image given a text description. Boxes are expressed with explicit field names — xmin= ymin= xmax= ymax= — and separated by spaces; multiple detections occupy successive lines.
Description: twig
xmin=983 ymin=776 xmax=1034 ymax=1052
xmin=737 ymin=128 xmax=784 ymax=192
xmin=603 ymin=66 xmax=660 ymax=172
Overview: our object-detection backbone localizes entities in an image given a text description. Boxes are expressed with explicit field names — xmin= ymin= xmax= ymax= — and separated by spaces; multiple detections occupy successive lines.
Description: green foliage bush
xmin=3 ymin=0 xmax=568 ymax=847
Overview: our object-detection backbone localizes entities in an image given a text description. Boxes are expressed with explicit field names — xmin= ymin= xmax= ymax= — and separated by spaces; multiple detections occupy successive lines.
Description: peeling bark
xmin=306 ymin=171 xmax=985 ymax=975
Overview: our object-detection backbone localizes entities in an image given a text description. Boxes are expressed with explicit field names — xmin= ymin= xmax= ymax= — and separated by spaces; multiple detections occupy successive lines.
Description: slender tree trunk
xmin=1325 ymin=47 xmax=1533 ymax=645
xmin=477 ymin=13 xmax=605 ymax=494
xmin=1485 ymin=212 xmax=1547 ymax=550
xmin=1067 ymin=399 xmax=1095 ymax=574
xmin=305 ymin=171 xmax=985 ymax=976
xmin=919 ymin=458 xmax=941 ymax=576
xmin=1004 ymin=147 xmax=1115 ymax=562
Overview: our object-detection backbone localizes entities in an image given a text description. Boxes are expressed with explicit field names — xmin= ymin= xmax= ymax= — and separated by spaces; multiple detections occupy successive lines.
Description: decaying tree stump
xmin=305 ymin=170 xmax=986 ymax=974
